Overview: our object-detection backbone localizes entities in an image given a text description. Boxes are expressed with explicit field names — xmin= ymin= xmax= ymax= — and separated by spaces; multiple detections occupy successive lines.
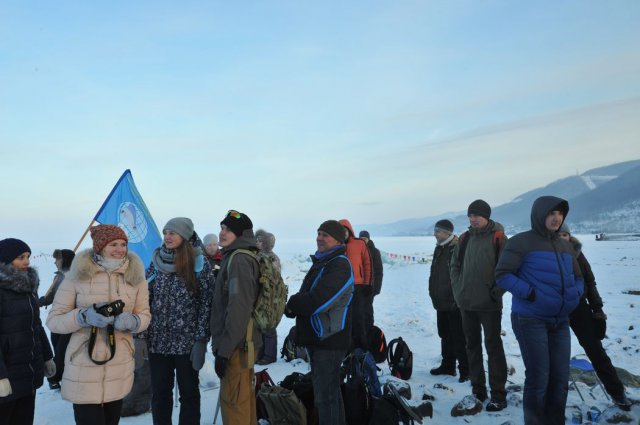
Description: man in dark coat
xmin=359 ymin=230 xmax=383 ymax=331
xmin=286 ymin=220 xmax=354 ymax=425
xmin=428 ymin=220 xmax=469 ymax=382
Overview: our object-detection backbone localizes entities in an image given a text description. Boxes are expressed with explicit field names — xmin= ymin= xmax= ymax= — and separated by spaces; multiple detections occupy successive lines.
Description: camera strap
xmin=88 ymin=324 xmax=117 ymax=365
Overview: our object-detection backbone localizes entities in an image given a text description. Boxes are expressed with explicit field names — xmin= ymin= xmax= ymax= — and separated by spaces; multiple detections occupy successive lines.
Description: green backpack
xmin=228 ymin=249 xmax=288 ymax=332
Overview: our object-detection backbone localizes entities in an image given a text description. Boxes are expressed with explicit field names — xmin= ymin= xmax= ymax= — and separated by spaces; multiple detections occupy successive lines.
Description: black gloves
xmin=215 ymin=355 xmax=228 ymax=379
xmin=526 ymin=288 xmax=536 ymax=302
xmin=592 ymin=309 xmax=607 ymax=340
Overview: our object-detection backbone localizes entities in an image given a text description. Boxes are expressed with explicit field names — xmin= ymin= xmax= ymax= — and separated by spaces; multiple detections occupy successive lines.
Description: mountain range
xmin=362 ymin=159 xmax=640 ymax=236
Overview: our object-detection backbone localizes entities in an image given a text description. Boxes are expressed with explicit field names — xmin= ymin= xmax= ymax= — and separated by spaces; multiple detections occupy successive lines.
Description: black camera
xmin=94 ymin=299 xmax=125 ymax=317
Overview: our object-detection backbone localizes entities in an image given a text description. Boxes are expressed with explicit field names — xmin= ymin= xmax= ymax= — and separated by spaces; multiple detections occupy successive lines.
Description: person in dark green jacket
xmin=450 ymin=199 xmax=508 ymax=411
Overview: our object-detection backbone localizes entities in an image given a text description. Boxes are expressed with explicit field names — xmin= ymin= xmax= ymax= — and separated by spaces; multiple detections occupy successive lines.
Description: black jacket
xmin=0 ymin=264 xmax=53 ymax=402
xmin=367 ymin=240 xmax=384 ymax=296
xmin=287 ymin=246 xmax=353 ymax=350
xmin=428 ymin=235 xmax=458 ymax=311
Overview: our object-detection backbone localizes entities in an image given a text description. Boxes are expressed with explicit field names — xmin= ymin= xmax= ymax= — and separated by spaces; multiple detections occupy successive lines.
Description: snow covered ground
xmin=30 ymin=235 xmax=639 ymax=424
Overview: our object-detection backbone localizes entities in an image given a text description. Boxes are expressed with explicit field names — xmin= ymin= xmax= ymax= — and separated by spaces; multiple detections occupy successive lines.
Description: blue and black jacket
xmin=286 ymin=245 xmax=354 ymax=350
xmin=496 ymin=196 xmax=584 ymax=323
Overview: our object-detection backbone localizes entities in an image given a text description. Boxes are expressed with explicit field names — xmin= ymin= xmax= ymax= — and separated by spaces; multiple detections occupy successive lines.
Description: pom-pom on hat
xmin=90 ymin=224 xmax=128 ymax=254
xmin=220 ymin=210 xmax=253 ymax=237
xmin=467 ymin=199 xmax=491 ymax=220
xmin=0 ymin=238 xmax=31 ymax=265
xmin=163 ymin=217 xmax=195 ymax=241
xmin=318 ymin=220 xmax=346 ymax=243
xmin=434 ymin=219 xmax=454 ymax=233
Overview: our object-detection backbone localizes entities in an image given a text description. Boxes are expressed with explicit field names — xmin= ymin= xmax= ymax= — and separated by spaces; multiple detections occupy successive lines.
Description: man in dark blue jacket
xmin=286 ymin=220 xmax=354 ymax=425
xmin=496 ymin=196 xmax=584 ymax=425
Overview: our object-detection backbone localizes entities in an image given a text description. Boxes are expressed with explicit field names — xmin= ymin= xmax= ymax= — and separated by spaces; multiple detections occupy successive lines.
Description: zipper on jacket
xmin=28 ymin=293 xmax=36 ymax=391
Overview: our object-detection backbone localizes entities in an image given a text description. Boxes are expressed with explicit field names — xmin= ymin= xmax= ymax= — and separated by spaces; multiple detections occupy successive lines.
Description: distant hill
xmin=361 ymin=159 xmax=640 ymax=236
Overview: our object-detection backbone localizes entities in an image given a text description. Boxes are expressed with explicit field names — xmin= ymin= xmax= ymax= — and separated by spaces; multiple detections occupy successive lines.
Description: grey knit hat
xmin=163 ymin=217 xmax=194 ymax=241
xmin=559 ymin=222 xmax=571 ymax=234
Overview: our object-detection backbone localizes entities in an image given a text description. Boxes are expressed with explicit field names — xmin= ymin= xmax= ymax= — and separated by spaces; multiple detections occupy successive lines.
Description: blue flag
xmin=94 ymin=170 xmax=161 ymax=268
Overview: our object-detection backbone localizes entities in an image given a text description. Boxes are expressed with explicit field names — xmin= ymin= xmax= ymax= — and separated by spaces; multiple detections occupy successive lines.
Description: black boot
xmin=430 ymin=364 xmax=456 ymax=376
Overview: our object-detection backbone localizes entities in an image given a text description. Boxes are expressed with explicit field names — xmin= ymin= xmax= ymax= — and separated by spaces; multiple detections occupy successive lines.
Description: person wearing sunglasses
xmin=210 ymin=210 xmax=262 ymax=425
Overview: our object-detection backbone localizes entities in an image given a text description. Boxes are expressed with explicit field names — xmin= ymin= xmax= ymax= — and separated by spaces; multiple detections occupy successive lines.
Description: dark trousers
xmin=351 ymin=285 xmax=369 ymax=350
xmin=570 ymin=299 xmax=625 ymax=399
xmin=149 ymin=353 xmax=200 ymax=425
xmin=512 ymin=313 xmax=570 ymax=425
xmin=258 ymin=329 xmax=278 ymax=362
xmin=0 ymin=393 xmax=35 ymax=425
xmin=436 ymin=309 xmax=469 ymax=374
xmin=73 ymin=399 xmax=123 ymax=425
xmin=364 ymin=291 xmax=375 ymax=332
xmin=309 ymin=348 xmax=347 ymax=425
xmin=49 ymin=332 xmax=71 ymax=384
xmin=460 ymin=309 xmax=507 ymax=401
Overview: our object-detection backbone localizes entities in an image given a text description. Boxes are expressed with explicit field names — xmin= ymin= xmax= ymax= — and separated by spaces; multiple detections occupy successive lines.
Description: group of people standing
xmin=428 ymin=196 xmax=633 ymax=425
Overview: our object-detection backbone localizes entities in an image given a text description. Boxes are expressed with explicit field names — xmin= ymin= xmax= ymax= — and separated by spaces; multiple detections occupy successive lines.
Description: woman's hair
xmin=174 ymin=241 xmax=199 ymax=296
xmin=53 ymin=249 xmax=76 ymax=272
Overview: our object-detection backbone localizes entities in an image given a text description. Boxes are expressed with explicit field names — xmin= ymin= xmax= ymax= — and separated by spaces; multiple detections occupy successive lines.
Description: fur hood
xmin=0 ymin=263 xmax=39 ymax=294
xmin=67 ymin=249 xmax=145 ymax=286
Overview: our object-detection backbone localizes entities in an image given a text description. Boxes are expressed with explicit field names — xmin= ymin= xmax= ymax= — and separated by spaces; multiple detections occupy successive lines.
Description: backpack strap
xmin=458 ymin=229 xmax=504 ymax=267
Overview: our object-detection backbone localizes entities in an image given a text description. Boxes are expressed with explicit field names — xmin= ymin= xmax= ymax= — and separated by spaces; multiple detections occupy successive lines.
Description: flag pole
xmin=73 ymin=218 xmax=96 ymax=252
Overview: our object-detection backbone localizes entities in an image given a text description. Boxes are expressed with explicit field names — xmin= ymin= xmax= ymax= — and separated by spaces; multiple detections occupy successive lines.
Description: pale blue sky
xmin=2 ymin=1 xmax=640 ymax=246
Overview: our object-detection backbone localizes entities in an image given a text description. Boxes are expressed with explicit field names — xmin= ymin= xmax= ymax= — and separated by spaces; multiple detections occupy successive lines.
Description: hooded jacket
xmin=496 ymin=196 xmax=584 ymax=323
xmin=46 ymin=250 xmax=150 ymax=404
xmin=0 ymin=264 xmax=53 ymax=402
xmin=429 ymin=235 xmax=458 ymax=311
xmin=210 ymin=230 xmax=262 ymax=359
xmin=286 ymin=245 xmax=353 ymax=350
xmin=450 ymin=220 xmax=507 ymax=311
xmin=339 ymin=219 xmax=372 ymax=286
xmin=568 ymin=236 xmax=603 ymax=309
xmin=367 ymin=239 xmax=384 ymax=296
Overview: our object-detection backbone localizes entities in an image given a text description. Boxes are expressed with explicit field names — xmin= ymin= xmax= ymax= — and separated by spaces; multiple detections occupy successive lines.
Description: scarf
xmin=152 ymin=246 xmax=177 ymax=274
xmin=93 ymin=253 xmax=126 ymax=273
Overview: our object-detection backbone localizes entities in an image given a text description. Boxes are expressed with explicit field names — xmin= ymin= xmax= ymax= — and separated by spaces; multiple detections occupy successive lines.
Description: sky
xmin=2 ymin=1 xmax=640 ymax=246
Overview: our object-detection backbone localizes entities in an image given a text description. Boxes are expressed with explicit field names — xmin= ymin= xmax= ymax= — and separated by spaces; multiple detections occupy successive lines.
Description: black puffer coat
xmin=0 ymin=264 xmax=53 ymax=402
xmin=428 ymin=235 xmax=458 ymax=311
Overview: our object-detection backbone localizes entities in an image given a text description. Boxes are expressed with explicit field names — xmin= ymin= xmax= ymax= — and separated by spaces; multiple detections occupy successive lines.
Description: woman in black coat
xmin=0 ymin=238 xmax=55 ymax=425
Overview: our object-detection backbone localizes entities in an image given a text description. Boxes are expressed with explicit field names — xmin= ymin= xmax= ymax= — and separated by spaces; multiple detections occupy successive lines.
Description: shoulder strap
xmin=457 ymin=231 xmax=470 ymax=264
xmin=310 ymin=254 xmax=349 ymax=290
xmin=493 ymin=230 xmax=504 ymax=265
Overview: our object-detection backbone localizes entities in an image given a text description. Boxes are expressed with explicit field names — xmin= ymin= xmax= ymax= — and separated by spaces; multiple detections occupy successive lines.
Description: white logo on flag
xmin=118 ymin=202 xmax=149 ymax=243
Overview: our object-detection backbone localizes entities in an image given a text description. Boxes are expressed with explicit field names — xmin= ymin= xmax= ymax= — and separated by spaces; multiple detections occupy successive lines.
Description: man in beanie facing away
xmin=358 ymin=230 xmax=383 ymax=330
xmin=428 ymin=220 xmax=469 ymax=382
xmin=285 ymin=220 xmax=354 ymax=425
xmin=339 ymin=219 xmax=371 ymax=350
xmin=450 ymin=200 xmax=509 ymax=411
xmin=210 ymin=210 xmax=262 ymax=424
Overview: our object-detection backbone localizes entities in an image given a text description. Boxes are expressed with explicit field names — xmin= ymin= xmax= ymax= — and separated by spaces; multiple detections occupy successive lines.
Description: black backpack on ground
xmin=280 ymin=325 xmax=309 ymax=362
xmin=280 ymin=371 xmax=318 ymax=425
xmin=341 ymin=349 xmax=379 ymax=424
xmin=368 ymin=325 xmax=388 ymax=364
xmin=388 ymin=337 xmax=413 ymax=380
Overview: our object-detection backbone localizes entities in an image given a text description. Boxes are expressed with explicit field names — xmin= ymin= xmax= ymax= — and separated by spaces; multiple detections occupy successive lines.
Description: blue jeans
xmin=309 ymin=348 xmax=347 ymax=425
xmin=511 ymin=313 xmax=571 ymax=425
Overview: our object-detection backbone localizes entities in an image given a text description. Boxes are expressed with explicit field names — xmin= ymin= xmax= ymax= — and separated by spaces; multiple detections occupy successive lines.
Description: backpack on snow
xmin=341 ymin=348 xmax=382 ymax=424
xmin=280 ymin=325 xmax=309 ymax=362
xmin=388 ymin=337 xmax=413 ymax=380
xmin=280 ymin=371 xmax=318 ymax=425
xmin=257 ymin=383 xmax=308 ymax=425
xmin=368 ymin=325 xmax=388 ymax=364
xmin=226 ymin=248 xmax=288 ymax=332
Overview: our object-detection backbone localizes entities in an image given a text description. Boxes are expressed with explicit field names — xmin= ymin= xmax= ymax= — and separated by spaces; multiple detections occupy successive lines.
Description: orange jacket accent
xmin=339 ymin=219 xmax=372 ymax=286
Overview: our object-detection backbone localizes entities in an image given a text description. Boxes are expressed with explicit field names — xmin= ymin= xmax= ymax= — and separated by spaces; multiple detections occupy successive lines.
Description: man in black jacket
xmin=428 ymin=220 xmax=469 ymax=382
xmin=359 ymin=230 xmax=383 ymax=331
xmin=286 ymin=220 xmax=354 ymax=425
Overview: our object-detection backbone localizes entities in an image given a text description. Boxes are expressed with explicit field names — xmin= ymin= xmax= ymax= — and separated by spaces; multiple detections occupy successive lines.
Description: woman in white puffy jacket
xmin=47 ymin=224 xmax=150 ymax=425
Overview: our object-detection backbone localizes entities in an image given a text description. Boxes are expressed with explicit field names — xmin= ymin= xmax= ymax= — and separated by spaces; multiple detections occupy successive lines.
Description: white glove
xmin=44 ymin=359 xmax=56 ymax=378
xmin=0 ymin=378 xmax=12 ymax=397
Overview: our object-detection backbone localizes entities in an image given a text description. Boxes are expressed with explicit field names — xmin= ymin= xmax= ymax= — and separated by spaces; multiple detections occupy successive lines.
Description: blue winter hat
xmin=0 ymin=238 xmax=31 ymax=265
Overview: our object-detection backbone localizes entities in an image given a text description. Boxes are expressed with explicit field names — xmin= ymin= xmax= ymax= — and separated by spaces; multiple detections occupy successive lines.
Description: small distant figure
xmin=39 ymin=249 xmax=75 ymax=390
xmin=255 ymin=229 xmax=280 ymax=365
xmin=202 ymin=233 xmax=222 ymax=276
xmin=358 ymin=230 xmax=383 ymax=331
